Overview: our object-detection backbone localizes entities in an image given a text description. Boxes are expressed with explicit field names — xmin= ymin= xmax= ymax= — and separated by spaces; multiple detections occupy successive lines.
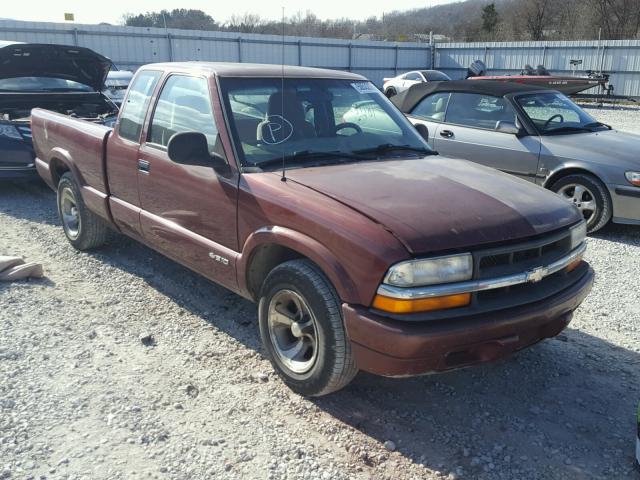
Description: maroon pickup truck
xmin=32 ymin=62 xmax=593 ymax=396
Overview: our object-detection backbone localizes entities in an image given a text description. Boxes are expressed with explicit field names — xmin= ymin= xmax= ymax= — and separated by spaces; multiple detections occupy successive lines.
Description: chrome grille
xmin=473 ymin=229 xmax=574 ymax=307
xmin=474 ymin=230 xmax=572 ymax=281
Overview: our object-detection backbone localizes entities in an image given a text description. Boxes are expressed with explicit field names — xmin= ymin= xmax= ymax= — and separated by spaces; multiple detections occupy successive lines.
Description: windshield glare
xmin=0 ymin=77 xmax=93 ymax=92
xmin=219 ymin=77 xmax=431 ymax=170
xmin=516 ymin=92 xmax=602 ymax=134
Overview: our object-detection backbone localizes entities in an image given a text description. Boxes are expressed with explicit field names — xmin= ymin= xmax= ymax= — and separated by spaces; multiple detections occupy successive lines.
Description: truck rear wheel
xmin=258 ymin=259 xmax=358 ymax=396
xmin=57 ymin=172 xmax=109 ymax=250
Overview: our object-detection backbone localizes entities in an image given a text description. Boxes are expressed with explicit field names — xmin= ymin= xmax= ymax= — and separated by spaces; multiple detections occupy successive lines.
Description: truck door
xmin=106 ymin=70 xmax=162 ymax=238
xmin=136 ymin=74 xmax=240 ymax=290
xmin=434 ymin=92 xmax=541 ymax=182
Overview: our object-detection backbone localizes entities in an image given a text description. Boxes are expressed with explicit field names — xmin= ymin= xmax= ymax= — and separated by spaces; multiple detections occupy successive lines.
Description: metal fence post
xmin=348 ymin=43 xmax=353 ymax=71
xmin=394 ymin=44 xmax=399 ymax=75
xmin=298 ymin=40 xmax=302 ymax=66
xmin=73 ymin=28 xmax=79 ymax=46
xmin=166 ymin=32 xmax=173 ymax=61
xmin=237 ymin=37 xmax=243 ymax=62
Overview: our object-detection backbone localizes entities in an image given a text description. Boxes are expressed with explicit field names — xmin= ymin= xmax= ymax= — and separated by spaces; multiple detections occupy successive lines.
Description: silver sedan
xmin=390 ymin=80 xmax=640 ymax=232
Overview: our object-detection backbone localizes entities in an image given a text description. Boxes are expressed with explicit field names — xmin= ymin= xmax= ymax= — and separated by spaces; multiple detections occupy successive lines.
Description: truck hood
xmin=285 ymin=157 xmax=581 ymax=254
xmin=541 ymin=129 xmax=640 ymax=169
xmin=0 ymin=43 xmax=111 ymax=91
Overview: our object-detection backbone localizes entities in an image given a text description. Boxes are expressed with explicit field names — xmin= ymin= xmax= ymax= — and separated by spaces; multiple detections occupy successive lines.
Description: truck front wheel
xmin=258 ymin=259 xmax=358 ymax=396
xmin=57 ymin=172 xmax=109 ymax=250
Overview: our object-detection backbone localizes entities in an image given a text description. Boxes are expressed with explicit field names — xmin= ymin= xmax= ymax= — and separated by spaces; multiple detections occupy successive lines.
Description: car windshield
xmin=515 ymin=92 xmax=608 ymax=134
xmin=219 ymin=77 xmax=432 ymax=170
xmin=0 ymin=76 xmax=93 ymax=92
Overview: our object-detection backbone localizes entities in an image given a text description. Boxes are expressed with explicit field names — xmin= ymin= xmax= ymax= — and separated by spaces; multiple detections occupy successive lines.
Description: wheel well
xmin=544 ymin=167 xmax=600 ymax=189
xmin=246 ymin=244 xmax=304 ymax=300
xmin=49 ymin=158 xmax=70 ymax=186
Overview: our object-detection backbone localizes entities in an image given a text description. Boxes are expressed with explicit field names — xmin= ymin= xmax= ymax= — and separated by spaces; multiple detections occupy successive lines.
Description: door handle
xmin=440 ymin=130 xmax=454 ymax=138
xmin=138 ymin=159 xmax=150 ymax=173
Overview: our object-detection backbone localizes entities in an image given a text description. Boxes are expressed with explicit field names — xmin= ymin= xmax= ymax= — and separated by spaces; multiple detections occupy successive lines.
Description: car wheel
xmin=258 ymin=259 xmax=358 ymax=396
xmin=384 ymin=88 xmax=397 ymax=98
xmin=57 ymin=172 xmax=109 ymax=250
xmin=550 ymin=174 xmax=612 ymax=233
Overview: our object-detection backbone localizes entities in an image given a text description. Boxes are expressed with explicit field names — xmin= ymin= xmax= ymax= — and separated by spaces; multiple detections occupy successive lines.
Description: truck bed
xmin=31 ymin=108 xmax=111 ymax=195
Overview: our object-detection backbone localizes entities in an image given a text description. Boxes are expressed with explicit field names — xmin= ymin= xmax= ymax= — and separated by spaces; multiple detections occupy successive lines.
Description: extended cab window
xmin=412 ymin=92 xmax=450 ymax=121
xmin=445 ymin=93 xmax=517 ymax=130
xmin=118 ymin=71 xmax=161 ymax=142
xmin=148 ymin=75 xmax=218 ymax=151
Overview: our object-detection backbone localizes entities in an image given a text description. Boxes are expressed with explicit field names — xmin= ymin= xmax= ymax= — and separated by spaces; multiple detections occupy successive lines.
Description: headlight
xmin=0 ymin=124 xmax=22 ymax=140
xmin=625 ymin=171 xmax=640 ymax=187
xmin=570 ymin=221 xmax=587 ymax=250
xmin=383 ymin=253 xmax=473 ymax=287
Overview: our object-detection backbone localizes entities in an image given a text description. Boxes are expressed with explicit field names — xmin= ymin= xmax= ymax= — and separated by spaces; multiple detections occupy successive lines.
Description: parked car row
xmin=1 ymin=38 xmax=637 ymax=463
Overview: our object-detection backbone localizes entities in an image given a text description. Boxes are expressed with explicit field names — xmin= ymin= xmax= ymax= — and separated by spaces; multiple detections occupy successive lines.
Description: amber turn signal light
xmin=567 ymin=257 xmax=583 ymax=273
xmin=372 ymin=292 xmax=471 ymax=314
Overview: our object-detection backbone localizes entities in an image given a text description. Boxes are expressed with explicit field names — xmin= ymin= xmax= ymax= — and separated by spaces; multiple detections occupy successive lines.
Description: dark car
xmin=392 ymin=80 xmax=640 ymax=232
xmin=0 ymin=41 xmax=118 ymax=180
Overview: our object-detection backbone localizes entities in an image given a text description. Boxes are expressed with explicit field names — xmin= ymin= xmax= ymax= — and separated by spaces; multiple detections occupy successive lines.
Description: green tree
xmin=481 ymin=3 xmax=500 ymax=34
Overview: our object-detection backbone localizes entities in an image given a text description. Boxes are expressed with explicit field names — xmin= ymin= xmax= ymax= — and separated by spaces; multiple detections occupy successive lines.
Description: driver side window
xmin=148 ymin=75 xmax=219 ymax=153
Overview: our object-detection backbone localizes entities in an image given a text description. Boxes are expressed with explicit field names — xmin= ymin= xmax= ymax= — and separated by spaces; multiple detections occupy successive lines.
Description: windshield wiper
xmin=352 ymin=143 xmax=433 ymax=157
xmin=544 ymin=126 xmax=594 ymax=134
xmin=584 ymin=121 xmax=612 ymax=130
xmin=251 ymin=150 xmax=363 ymax=170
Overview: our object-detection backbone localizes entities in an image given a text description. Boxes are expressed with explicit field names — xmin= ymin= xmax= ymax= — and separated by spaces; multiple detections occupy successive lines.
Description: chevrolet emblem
xmin=527 ymin=266 xmax=546 ymax=283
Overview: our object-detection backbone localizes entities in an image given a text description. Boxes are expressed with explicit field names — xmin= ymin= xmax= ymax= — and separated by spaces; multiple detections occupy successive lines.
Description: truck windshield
xmin=219 ymin=77 xmax=433 ymax=170
xmin=0 ymin=76 xmax=93 ymax=92
xmin=515 ymin=92 xmax=608 ymax=135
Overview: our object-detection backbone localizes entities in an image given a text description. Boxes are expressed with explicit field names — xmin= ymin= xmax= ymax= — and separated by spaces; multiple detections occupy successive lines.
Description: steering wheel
xmin=543 ymin=114 xmax=564 ymax=130
xmin=334 ymin=122 xmax=363 ymax=135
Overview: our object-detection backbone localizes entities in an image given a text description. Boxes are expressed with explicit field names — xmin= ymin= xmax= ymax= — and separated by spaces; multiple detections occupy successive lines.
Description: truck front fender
xmin=237 ymin=226 xmax=360 ymax=305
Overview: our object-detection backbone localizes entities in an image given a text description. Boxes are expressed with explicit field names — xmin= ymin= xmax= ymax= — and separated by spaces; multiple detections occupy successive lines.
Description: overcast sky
xmin=3 ymin=0 xmax=458 ymax=25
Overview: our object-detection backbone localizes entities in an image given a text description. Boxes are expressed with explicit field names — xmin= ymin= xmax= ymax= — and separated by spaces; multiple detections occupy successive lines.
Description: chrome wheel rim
xmin=558 ymin=183 xmax=597 ymax=224
xmin=60 ymin=188 xmax=80 ymax=239
xmin=267 ymin=289 xmax=318 ymax=374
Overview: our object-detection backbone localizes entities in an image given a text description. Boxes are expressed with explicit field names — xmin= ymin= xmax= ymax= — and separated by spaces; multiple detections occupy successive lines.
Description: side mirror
xmin=167 ymin=132 xmax=227 ymax=171
xmin=414 ymin=123 xmax=429 ymax=142
xmin=495 ymin=121 xmax=521 ymax=135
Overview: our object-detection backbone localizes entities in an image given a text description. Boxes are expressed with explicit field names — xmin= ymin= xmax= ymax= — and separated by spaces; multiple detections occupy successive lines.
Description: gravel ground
xmin=1 ymin=108 xmax=640 ymax=480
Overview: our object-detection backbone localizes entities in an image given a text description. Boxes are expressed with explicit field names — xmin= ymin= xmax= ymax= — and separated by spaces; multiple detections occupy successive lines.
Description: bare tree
xmin=520 ymin=0 xmax=551 ymax=40
xmin=226 ymin=13 xmax=265 ymax=33
xmin=589 ymin=0 xmax=640 ymax=39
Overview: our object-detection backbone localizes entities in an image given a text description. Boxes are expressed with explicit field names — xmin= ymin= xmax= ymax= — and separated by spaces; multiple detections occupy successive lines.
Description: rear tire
xmin=258 ymin=259 xmax=358 ymax=396
xmin=57 ymin=172 xmax=109 ymax=250
xmin=549 ymin=173 xmax=612 ymax=233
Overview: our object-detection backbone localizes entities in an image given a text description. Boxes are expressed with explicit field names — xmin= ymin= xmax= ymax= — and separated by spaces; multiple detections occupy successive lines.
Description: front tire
xmin=57 ymin=172 xmax=109 ymax=250
xmin=258 ymin=259 xmax=358 ymax=396
xmin=549 ymin=174 xmax=612 ymax=233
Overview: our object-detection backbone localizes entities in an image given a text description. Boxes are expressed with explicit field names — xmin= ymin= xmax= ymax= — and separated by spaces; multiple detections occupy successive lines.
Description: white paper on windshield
xmin=351 ymin=82 xmax=379 ymax=94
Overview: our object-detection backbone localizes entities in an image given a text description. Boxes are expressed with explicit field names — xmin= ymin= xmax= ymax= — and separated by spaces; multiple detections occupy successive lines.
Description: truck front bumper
xmin=343 ymin=265 xmax=594 ymax=377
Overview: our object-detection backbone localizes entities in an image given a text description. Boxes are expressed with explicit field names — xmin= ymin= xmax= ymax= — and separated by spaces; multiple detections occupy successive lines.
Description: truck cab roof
xmin=140 ymin=62 xmax=367 ymax=80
